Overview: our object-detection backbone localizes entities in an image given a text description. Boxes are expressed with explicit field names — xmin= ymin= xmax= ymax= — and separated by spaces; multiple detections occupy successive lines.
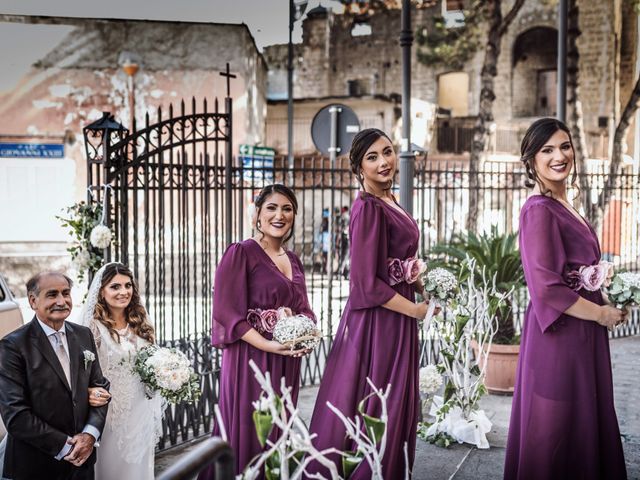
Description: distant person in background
xmin=337 ymin=206 xmax=350 ymax=278
xmin=314 ymin=215 xmax=330 ymax=273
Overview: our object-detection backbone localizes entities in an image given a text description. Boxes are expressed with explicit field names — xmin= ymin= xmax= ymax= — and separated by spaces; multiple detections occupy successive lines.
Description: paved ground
xmin=156 ymin=335 xmax=640 ymax=479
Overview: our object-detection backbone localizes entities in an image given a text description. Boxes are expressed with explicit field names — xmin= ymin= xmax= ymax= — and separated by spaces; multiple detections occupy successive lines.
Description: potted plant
xmin=428 ymin=226 xmax=525 ymax=394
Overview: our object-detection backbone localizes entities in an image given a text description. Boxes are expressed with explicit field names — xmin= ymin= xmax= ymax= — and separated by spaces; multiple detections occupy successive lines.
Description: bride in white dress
xmin=79 ymin=262 xmax=164 ymax=480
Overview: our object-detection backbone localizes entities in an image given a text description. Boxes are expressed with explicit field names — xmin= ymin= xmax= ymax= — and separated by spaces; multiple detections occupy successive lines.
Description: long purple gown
xmin=504 ymin=196 xmax=627 ymax=479
xmin=198 ymin=239 xmax=315 ymax=479
xmin=308 ymin=192 xmax=420 ymax=478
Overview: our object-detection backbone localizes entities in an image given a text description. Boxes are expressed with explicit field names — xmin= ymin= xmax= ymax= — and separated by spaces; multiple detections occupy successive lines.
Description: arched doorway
xmin=512 ymin=27 xmax=557 ymax=117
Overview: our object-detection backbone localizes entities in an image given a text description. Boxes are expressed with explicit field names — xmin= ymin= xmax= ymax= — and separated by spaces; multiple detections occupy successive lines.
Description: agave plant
xmin=428 ymin=226 xmax=525 ymax=344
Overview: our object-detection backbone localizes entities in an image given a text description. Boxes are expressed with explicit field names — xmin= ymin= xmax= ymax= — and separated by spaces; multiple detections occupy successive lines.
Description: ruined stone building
xmin=0 ymin=15 xmax=267 ymax=284
xmin=264 ymin=0 xmax=639 ymax=160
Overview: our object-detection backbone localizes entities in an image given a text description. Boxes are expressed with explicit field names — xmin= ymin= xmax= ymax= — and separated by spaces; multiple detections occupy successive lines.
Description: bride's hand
xmin=88 ymin=387 xmax=111 ymax=407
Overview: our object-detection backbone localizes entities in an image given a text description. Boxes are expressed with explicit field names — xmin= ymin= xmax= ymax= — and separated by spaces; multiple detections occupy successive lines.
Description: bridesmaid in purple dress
xmin=504 ymin=118 xmax=627 ymax=479
xmin=308 ymin=129 xmax=429 ymax=478
xmin=198 ymin=184 xmax=315 ymax=479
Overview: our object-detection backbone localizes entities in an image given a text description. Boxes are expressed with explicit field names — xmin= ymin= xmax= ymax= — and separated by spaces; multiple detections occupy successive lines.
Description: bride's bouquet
xmin=605 ymin=271 xmax=640 ymax=309
xmin=132 ymin=345 xmax=201 ymax=404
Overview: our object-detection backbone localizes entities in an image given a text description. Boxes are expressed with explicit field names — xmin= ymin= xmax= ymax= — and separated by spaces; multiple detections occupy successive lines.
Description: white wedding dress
xmin=91 ymin=321 xmax=164 ymax=480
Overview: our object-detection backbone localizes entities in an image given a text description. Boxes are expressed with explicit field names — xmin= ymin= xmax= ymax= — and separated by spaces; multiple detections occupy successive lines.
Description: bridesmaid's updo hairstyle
xmin=349 ymin=128 xmax=392 ymax=189
xmin=520 ymin=117 xmax=579 ymax=195
xmin=95 ymin=263 xmax=155 ymax=344
xmin=253 ymin=184 xmax=298 ymax=243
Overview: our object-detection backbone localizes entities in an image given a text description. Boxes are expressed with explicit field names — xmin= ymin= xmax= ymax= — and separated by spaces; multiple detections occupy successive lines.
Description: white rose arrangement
xmin=89 ymin=224 xmax=113 ymax=249
xmin=132 ymin=345 xmax=201 ymax=404
xmin=419 ymin=365 xmax=443 ymax=396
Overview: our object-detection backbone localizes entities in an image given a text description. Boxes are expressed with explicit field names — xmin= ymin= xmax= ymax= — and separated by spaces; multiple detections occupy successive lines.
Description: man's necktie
xmin=52 ymin=331 xmax=71 ymax=386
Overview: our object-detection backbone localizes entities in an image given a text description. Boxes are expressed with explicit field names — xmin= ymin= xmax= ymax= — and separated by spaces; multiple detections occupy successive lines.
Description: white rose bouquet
xmin=422 ymin=267 xmax=459 ymax=302
xmin=420 ymin=267 xmax=459 ymax=332
xmin=605 ymin=271 xmax=640 ymax=309
xmin=132 ymin=345 xmax=201 ymax=404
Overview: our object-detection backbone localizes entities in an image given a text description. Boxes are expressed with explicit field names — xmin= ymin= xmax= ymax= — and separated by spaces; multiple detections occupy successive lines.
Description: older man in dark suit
xmin=0 ymin=271 xmax=110 ymax=480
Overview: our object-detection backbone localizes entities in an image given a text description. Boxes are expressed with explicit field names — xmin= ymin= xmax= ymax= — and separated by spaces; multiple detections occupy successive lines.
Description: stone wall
xmin=265 ymin=0 xmax=636 ymax=144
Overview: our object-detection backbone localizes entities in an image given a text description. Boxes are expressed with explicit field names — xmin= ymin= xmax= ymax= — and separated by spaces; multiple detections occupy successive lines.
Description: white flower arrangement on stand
xmin=226 ymin=360 xmax=410 ymax=480
xmin=420 ymin=258 xmax=513 ymax=449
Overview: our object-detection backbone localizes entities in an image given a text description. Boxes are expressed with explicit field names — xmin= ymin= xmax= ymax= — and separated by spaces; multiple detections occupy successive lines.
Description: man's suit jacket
xmin=0 ymin=317 xmax=110 ymax=480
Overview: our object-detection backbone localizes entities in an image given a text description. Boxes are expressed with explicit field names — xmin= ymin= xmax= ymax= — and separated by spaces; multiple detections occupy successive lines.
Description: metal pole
xmin=557 ymin=0 xmax=568 ymax=122
xmin=225 ymin=95 xmax=233 ymax=247
xmin=287 ymin=0 xmax=295 ymax=174
xmin=398 ymin=0 xmax=414 ymax=214
xmin=128 ymin=75 xmax=136 ymax=132
xmin=327 ymin=105 xmax=340 ymax=334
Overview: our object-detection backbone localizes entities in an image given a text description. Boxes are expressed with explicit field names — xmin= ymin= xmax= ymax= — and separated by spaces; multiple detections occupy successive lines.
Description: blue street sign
xmin=0 ymin=143 xmax=65 ymax=159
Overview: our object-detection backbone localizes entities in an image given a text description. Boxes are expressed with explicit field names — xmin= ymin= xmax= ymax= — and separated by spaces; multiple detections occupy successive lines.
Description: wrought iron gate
xmin=85 ymin=78 xmax=236 ymax=448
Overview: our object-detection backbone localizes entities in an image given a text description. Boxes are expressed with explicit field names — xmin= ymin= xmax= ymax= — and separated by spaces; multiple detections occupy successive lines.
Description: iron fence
xmin=86 ymin=102 xmax=639 ymax=452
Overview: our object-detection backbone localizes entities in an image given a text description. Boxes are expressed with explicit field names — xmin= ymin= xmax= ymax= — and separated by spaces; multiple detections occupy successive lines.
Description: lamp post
xmin=83 ymin=112 xmax=129 ymax=264
xmin=118 ymin=51 xmax=141 ymax=131
xmin=557 ymin=0 xmax=567 ymax=122
xmin=399 ymin=0 xmax=414 ymax=214
xmin=287 ymin=0 xmax=308 ymax=173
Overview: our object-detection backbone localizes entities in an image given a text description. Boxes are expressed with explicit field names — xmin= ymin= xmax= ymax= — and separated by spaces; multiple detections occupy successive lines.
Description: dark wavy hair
xmin=349 ymin=128 xmax=393 ymax=189
xmin=254 ymin=184 xmax=298 ymax=243
xmin=520 ymin=117 xmax=579 ymax=195
xmin=94 ymin=263 xmax=155 ymax=344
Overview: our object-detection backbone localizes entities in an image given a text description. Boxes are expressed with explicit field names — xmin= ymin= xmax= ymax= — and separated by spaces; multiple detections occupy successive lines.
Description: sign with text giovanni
xmin=0 ymin=143 xmax=65 ymax=159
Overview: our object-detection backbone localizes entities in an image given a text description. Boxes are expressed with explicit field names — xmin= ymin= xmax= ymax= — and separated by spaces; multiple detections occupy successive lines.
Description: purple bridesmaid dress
xmin=504 ymin=196 xmax=627 ymax=479
xmin=308 ymin=192 xmax=421 ymax=478
xmin=198 ymin=239 xmax=315 ymax=479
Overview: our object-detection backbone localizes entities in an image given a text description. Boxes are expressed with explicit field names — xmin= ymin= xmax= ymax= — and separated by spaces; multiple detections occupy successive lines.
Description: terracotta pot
xmin=473 ymin=341 xmax=520 ymax=395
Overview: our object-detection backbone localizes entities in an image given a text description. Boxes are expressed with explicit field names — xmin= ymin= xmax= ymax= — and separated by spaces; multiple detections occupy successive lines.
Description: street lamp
xmin=287 ymin=0 xmax=308 ymax=173
xmin=399 ymin=0 xmax=414 ymax=214
xmin=118 ymin=51 xmax=141 ymax=131
xmin=83 ymin=113 xmax=128 ymax=163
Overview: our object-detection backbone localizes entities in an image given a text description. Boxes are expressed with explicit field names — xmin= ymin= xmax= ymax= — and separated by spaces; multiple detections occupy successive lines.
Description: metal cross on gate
xmin=219 ymin=62 xmax=236 ymax=98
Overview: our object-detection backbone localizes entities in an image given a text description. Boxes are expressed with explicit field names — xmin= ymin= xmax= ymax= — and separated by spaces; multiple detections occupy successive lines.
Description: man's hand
xmin=63 ymin=433 xmax=95 ymax=466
